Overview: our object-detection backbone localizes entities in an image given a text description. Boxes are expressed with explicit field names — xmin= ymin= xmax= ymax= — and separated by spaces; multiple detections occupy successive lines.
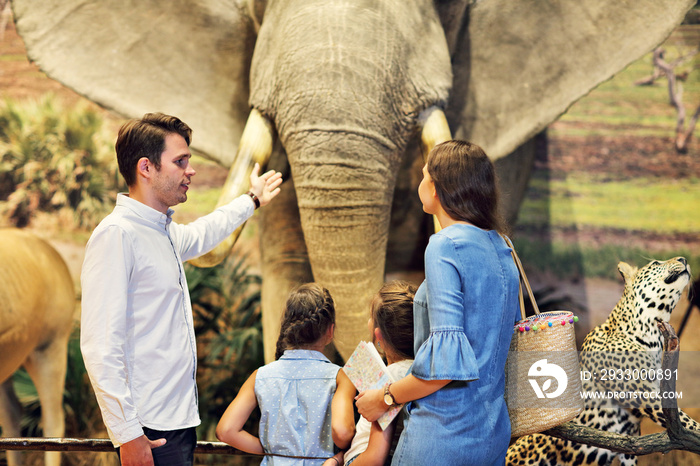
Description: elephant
xmin=10 ymin=0 xmax=694 ymax=361
xmin=0 ymin=228 xmax=75 ymax=466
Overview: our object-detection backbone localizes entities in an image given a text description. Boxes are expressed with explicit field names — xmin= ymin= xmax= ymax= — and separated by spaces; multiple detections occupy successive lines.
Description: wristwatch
xmin=246 ymin=190 xmax=261 ymax=209
xmin=383 ymin=383 xmax=397 ymax=407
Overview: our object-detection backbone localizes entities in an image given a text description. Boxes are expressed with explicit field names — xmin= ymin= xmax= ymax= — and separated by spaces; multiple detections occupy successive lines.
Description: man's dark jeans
xmin=116 ymin=426 xmax=196 ymax=466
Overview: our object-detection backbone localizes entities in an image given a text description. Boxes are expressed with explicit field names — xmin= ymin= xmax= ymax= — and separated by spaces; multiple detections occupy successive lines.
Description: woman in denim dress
xmin=356 ymin=140 xmax=520 ymax=465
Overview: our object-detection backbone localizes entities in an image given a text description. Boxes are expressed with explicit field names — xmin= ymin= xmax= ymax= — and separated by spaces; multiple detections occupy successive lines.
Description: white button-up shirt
xmin=80 ymin=193 xmax=254 ymax=446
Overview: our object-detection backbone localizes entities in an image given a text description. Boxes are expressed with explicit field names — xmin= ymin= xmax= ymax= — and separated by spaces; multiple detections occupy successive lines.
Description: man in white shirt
xmin=80 ymin=113 xmax=282 ymax=466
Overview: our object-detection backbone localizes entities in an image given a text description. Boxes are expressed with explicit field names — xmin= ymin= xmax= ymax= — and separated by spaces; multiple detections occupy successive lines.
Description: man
xmin=80 ymin=113 xmax=282 ymax=466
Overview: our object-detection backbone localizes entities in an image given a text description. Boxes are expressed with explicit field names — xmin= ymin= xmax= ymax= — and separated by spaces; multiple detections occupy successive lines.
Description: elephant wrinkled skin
xmin=11 ymin=0 xmax=694 ymax=360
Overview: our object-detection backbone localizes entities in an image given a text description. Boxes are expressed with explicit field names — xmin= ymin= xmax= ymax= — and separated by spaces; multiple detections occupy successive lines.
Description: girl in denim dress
xmin=356 ymin=140 xmax=520 ymax=465
xmin=216 ymin=283 xmax=356 ymax=465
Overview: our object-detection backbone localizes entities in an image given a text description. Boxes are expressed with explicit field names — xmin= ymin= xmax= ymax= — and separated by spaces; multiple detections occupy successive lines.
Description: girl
xmin=216 ymin=283 xmax=356 ymax=465
xmin=327 ymin=281 xmax=416 ymax=466
xmin=356 ymin=140 xmax=520 ymax=465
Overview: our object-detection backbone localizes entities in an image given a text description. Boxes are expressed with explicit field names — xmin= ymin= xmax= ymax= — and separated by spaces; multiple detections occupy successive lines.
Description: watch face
xmin=384 ymin=393 xmax=393 ymax=405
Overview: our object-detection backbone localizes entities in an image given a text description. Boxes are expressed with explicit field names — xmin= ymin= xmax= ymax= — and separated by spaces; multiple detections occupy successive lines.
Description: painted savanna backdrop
xmin=2 ymin=7 xmax=700 ymax=466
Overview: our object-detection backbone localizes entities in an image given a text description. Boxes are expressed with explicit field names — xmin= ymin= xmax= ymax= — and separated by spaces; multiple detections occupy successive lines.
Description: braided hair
xmin=370 ymin=280 xmax=416 ymax=360
xmin=274 ymin=283 xmax=336 ymax=360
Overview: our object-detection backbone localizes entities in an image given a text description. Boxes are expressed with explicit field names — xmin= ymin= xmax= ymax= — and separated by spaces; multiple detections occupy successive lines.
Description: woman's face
xmin=418 ymin=164 xmax=438 ymax=215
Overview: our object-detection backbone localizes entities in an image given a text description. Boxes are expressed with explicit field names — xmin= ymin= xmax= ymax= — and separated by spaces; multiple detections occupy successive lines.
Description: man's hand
xmin=248 ymin=163 xmax=283 ymax=207
xmin=119 ymin=434 xmax=166 ymax=466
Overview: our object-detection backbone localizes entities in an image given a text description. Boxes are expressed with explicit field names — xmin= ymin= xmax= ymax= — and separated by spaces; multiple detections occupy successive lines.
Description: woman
xmin=355 ymin=140 xmax=520 ymax=465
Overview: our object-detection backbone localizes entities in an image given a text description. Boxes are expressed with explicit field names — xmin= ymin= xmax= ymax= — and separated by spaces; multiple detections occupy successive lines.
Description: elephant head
xmin=11 ymin=0 xmax=694 ymax=360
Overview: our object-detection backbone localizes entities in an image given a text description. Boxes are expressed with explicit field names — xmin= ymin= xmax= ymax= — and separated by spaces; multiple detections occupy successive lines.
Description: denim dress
xmin=391 ymin=225 xmax=520 ymax=466
xmin=255 ymin=349 xmax=341 ymax=465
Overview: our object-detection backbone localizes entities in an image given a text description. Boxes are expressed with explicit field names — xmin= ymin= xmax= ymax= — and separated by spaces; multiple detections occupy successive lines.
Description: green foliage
xmin=10 ymin=369 xmax=42 ymax=437
xmin=186 ymin=254 xmax=264 ymax=441
xmin=0 ymin=96 xmax=122 ymax=228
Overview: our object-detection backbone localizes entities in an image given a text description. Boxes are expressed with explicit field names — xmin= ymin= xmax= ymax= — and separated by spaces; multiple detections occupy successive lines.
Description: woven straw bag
xmin=503 ymin=236 xmax=583 ymax=438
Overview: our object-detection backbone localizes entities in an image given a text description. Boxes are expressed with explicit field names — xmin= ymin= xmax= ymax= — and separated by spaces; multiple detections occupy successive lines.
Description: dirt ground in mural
xmin=4 ymin=14 xmax=700 ymax=466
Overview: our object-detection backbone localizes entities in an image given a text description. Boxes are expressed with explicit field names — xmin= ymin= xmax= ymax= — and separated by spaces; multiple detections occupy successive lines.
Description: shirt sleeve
xmin=80 ymin=225 xmax=143 ymax=446
xmin=411 ymin=234 xmax=479 ymax=381
xmin=173 ymin=194 xmax=255 ymax=261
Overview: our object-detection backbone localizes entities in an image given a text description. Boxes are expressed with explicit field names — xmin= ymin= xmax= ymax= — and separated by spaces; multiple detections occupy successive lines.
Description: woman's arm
xmin=355 ymin=374 xmax=450 ymax=423
xmin=215 ymin=370 xmax=264 ymax=454
xmin=332 ymin=370 xmax=357 ymax=449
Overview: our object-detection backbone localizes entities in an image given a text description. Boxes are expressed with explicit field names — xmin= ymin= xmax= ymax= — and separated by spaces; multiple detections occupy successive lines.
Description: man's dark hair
xmin=115 ymin=113 xmax=192 ymax=186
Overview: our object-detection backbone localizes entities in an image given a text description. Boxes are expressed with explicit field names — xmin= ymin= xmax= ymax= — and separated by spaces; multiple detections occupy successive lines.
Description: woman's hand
xmin=354 ymin=388 xmax=388 ymax=423
xmin=248 ymin=163 xmax=283 ymax=207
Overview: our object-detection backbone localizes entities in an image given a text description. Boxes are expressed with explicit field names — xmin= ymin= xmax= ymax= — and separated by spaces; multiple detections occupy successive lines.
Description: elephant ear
xmin=11 ymin=0 xmax=258 ymax=166
xmin=438 ymin=0 xmax=695 ymax=161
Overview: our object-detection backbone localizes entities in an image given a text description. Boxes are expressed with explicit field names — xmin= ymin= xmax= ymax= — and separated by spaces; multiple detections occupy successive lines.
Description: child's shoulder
xmin=257 ymin=350 xmax=341 ymax=380
xmin=387 ymin=359 xmax=413 ymax=380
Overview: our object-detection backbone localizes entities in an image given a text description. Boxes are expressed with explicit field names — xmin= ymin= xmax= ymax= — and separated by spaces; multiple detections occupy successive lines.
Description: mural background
xmin=2 ymin=8 xmax=700 ymax=465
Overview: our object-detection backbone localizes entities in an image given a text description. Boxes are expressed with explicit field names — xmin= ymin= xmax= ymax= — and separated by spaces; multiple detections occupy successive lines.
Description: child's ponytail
xmin=371 ymin=281 xmax=416 ymax=360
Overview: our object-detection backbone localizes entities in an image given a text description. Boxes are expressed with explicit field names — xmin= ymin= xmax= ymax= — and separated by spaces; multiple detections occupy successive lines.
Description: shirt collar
xmin=116 ymin=193 xmax=174 ymax=228
xmin=280 ymin=349 xmax=332 ymax=364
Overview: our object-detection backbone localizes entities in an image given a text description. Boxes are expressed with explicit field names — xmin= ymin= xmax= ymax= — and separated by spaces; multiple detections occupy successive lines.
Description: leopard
xmin=506 ymin=256 xmax=696 ymax=466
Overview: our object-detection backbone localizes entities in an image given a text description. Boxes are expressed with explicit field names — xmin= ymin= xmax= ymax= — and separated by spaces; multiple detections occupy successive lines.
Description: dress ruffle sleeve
xmin=411 ymin=233 xmax=481 ymax=381
xmin=411 ymin=329 xmax=479 ymax=381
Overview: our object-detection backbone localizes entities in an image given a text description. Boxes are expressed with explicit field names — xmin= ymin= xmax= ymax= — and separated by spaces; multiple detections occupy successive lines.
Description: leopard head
xmin=617 ymin=257 xmax=690 ymax=336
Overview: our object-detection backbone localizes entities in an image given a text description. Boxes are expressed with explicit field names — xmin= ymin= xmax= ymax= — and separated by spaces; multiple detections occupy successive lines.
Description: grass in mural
xmin=517 ymin=170 xmax=700 ymax=279
xmin=512 ymin=237 xmax=700 ymax=282
xmin=520 ymin=172 xmax=700 ymax=234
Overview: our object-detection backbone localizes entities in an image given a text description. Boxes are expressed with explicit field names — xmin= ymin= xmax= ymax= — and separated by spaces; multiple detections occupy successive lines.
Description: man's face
xmin=151 ymin=133 xmax=196 ymax=211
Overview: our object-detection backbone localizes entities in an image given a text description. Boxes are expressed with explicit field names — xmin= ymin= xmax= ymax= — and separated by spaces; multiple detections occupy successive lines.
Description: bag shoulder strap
xmin=501 ymin=234 xmax=540 ymax=320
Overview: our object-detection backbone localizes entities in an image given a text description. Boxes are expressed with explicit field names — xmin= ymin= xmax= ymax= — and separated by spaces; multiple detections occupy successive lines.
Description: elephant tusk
xmin=419 ymin=106 xmax=451 ymax=233
xmin=188 ymin=108 xmax=275 ymax=267
xmin=419 ymin=106 xmax=452 ymax=160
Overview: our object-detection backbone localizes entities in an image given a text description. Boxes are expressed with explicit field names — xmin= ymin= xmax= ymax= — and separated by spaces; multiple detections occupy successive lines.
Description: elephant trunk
xmin=250 ymin=0 xmax=453 ymax=359
xmin=282 ymin=131 xmax=399 ymax=357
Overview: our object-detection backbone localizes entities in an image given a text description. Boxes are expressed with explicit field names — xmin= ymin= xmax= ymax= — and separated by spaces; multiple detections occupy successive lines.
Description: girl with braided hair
xmin=216 ymin=283 xmax=356 ymax=465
